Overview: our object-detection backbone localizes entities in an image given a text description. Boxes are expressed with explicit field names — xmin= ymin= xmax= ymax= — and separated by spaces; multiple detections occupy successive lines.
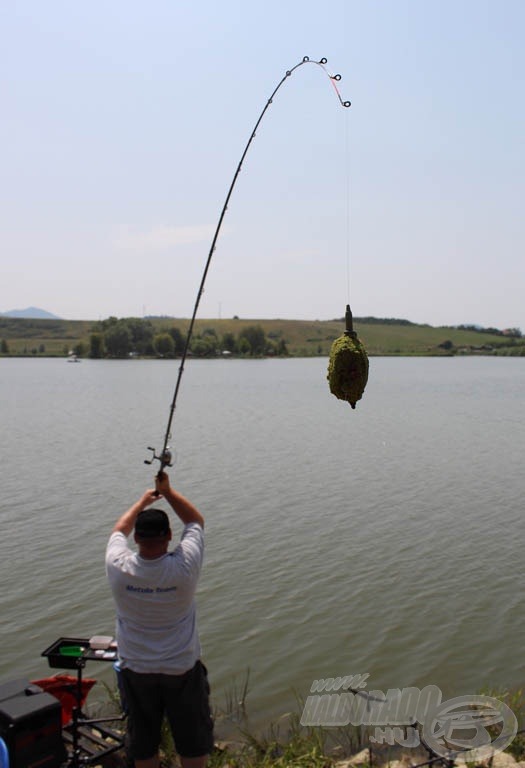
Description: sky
xmin=1 ymin=0 xmax=524 ymax=329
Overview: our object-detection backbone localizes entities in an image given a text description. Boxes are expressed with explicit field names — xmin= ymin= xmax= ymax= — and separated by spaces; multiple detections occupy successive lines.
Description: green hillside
xmin=0 ymin=315 xmax=523 ymax=357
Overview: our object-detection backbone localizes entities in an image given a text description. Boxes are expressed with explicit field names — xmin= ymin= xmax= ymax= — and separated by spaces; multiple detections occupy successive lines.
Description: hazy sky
xmin=2 ymin=1 xmax=524 ymax=329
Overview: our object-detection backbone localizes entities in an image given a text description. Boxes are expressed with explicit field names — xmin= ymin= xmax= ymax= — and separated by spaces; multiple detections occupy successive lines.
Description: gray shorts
xmin=120 ymin=661 xmax=214 ymax=760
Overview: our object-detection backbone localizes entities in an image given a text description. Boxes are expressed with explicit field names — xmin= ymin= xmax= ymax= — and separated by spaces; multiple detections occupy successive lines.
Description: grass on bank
xmin=207 ymin=688 xmax=525 ymax=768
xmin=208 ymin=684 xmax=525 ymax=768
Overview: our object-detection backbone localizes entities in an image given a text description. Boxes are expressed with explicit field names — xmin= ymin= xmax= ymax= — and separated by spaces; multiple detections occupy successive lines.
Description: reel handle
xmin=144 ymin=446 xmax=173 ymax=467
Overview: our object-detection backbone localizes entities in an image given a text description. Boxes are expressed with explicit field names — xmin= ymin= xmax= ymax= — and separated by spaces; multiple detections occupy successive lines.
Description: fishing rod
xmin=145 ymin=56 xmax=351 ymax=474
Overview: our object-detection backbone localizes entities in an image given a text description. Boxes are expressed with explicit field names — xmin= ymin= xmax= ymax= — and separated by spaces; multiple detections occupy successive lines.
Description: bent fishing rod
xmin=145 ymin=56 xmax=351 ymax=475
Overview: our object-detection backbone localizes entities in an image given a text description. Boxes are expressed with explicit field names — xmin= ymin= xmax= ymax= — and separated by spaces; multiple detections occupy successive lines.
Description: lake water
xmin=1 ymin=356 xmax=524 ymax=731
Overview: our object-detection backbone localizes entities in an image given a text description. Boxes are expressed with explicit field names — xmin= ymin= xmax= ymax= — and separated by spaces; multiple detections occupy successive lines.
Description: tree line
xmin=88 ymin=317 xmax=289 ymax=359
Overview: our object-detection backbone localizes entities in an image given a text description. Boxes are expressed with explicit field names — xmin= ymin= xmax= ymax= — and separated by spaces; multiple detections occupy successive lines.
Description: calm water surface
xmin=1 ymin=356 xmax=524 ymax=728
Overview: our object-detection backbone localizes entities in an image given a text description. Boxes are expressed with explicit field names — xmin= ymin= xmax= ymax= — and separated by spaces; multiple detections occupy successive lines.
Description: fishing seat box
xmin=0 ymin=678 xmax=65 ymax=768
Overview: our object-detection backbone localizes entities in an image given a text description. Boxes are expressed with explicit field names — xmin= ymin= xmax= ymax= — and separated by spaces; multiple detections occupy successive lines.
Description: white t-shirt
xmin=105 ymin=522 xmax=204 ymax=674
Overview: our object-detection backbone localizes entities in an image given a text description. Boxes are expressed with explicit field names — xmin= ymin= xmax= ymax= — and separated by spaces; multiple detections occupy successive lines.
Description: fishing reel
xmin=144 ymin=446 xmax=174 ymax=469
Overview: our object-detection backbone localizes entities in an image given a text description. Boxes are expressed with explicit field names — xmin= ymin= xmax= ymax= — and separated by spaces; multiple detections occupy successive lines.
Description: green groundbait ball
xmin=327 ymin=333 xmax=369 ymax=409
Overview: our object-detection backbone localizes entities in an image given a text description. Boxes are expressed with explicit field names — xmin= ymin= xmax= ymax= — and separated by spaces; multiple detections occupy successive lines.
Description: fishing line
xmin=327 ymin=88 xmax=369 ymax=411
xmin=344 ymin=111 xmax=352 ymax=307
xmin=145 ymin=56 xmax=352 ymax=473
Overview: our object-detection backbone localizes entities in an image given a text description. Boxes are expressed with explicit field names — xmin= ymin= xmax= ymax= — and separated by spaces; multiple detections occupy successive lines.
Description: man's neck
xmin=138 ymin=547 xmax=168 ymax=560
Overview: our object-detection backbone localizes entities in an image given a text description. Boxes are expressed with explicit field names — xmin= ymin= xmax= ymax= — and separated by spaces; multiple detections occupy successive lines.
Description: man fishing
xmin=105 ymin=471 xmax=213 ymax=768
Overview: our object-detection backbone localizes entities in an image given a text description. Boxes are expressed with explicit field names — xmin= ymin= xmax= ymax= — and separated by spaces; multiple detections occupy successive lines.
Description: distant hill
xmin=1 ymin=315 xmax=524 ymax=357
xmin=1 ymin=307 xmax=61 ymax=319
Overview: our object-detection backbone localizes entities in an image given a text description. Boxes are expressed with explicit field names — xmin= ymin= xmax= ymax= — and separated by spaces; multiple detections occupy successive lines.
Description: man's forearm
xmin=112 ymin=491 xmax=158 ymax=536
xmin=164 ymin=487 xmax=205 ymax=529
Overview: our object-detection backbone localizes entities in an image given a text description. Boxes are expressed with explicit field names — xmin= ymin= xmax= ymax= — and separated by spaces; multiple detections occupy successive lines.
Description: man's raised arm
xmin=156 ymin=471 xmax=205 ymax=529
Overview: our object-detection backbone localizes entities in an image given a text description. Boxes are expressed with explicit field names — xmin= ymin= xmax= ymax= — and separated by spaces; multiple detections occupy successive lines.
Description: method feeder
xmin=327 ymin=304 xmax=369 ymax=409
xmin=145 ymin=57 xmax=358 ymax=473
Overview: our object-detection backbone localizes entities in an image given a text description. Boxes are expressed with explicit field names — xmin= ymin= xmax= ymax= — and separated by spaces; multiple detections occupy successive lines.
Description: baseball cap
xmin=135 ymin=508 xmax=170 ymax=539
